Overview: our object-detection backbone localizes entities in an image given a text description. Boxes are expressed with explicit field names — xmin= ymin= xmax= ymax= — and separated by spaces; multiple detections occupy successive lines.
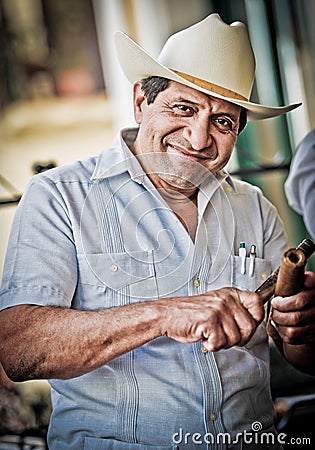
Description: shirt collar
xmin=215 ymin=170 xmax=236 ymax=191
xmin=91 ymin=128 xmax=146 ymax=183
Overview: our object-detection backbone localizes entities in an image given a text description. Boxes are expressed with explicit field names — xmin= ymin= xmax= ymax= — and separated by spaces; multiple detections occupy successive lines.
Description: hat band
xmin=172 ymin=69 xmax=248 ymax=102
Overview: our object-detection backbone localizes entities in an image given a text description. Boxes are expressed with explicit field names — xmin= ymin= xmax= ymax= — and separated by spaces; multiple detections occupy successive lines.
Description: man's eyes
xmin=212 ymin=116 xmax=234 ymax=133
xmin=172 ymin=104 xmax=195 ymax=116
xmin=171 ymin=105 xmax=237 ymax=133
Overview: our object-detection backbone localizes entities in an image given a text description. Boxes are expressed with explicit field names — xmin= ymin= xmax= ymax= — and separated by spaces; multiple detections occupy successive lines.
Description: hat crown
xmin=158 ymin=14 xmax=256 ymax=101
xmin=114 ymin=13 xmax=301 ymax=120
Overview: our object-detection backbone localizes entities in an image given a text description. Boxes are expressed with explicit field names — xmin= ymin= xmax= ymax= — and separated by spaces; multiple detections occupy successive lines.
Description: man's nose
xmin=182 ymin=120 xmax=212 ymax=151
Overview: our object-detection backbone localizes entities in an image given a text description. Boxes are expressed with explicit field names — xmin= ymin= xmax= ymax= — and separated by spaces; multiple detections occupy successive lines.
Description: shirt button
xmin=261 ymin=272 xmax=267 ymax=281
xmin=193 ymin=278 xmax=200 ymax=288
xmin=110 ymin=264 xmax=118 ymax=272
xmin=210 ymin=412 xmax=217 ymax=421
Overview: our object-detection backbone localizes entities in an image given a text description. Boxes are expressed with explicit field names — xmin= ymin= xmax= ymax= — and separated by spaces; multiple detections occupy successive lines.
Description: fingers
xmin=271 ymin=302 xmax=315 ymax=326
xmin=200 ymin=295 xmax=243 ymax=351
xmin=201 ymin=319 xmax=233 ymax=352
xmin=163 ymin=288 xmax=263 ymax=351
xmin=210 ymin=289 xmax=261 ymax=348
xmin=271 ymin=289 xmax=315 ymax=312
xmin=236 ymin=288 xmax=265 ymax=323
xmin=166 ymin=297 xmax=242 ymax=350
xmin=270 ymin=288 xmax=315 ymax=345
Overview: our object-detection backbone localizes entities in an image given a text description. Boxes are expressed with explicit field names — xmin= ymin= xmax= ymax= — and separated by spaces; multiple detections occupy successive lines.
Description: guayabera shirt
xmin=0 ymin=129 xmax=287 ymax=450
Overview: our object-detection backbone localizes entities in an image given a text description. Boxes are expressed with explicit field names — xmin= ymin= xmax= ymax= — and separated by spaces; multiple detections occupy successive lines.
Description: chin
xmin=160 ymin=174 xmax=196 ymax=190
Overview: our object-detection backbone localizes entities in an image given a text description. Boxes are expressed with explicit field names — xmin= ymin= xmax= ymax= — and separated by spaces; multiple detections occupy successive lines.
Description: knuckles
xmin=165 ymin=287 xmax=262 ymax=349
xmin=297 ymin=291 xmax=315 ymax=309
xmin=242 ymin=320 xmax=257 ymax=337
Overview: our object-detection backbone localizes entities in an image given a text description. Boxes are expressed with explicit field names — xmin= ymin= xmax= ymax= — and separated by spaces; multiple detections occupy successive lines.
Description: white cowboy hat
xmin=114 ymin=13 xmax=301 ymax=120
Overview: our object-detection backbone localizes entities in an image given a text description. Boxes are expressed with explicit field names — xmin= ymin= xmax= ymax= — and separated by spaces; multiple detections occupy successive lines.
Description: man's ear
xmin=133 ymin=82 xmax=146 ymax=124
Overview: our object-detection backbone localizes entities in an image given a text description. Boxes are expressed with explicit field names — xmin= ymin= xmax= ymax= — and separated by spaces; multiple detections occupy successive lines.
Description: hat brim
xmin=115 ymin=31 xmax=301 ymax=121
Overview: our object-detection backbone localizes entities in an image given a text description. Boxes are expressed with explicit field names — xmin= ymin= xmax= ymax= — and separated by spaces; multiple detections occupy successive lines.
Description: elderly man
xmin=0 ymin=13 xmax=314 ymax=450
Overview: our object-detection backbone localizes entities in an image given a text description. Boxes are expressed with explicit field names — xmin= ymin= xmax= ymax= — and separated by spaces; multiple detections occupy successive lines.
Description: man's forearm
xmin=0 ymin=288 xmax=264 ymax=381
xmin=0 ymin=303 xmax=164 ymax=381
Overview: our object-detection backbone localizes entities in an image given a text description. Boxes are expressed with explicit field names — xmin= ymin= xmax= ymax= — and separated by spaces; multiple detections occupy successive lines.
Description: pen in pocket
xmin=239 ymin=242 xmax=246 ymax=274
xmin=249 ymin=244 xmax=256 ymax=277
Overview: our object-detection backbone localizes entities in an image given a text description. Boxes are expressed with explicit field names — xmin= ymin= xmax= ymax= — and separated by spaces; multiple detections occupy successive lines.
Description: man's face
xmin=132 ymin=80 xmax=241 ymax=193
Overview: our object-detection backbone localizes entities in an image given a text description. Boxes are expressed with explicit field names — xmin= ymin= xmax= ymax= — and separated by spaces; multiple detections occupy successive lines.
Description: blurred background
xmin=0 ymin=0 xmax=315 ymax=448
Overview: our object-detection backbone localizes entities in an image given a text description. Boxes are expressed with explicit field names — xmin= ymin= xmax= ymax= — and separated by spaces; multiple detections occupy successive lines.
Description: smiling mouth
xmin=168 ymin=144 xmax=216 ymax=161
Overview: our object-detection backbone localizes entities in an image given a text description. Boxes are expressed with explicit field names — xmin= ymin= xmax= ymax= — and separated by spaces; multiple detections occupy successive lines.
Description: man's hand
xmin=271 ymin=271 xmax=315 ymax=345
xmin=160 ymin=287 xmax=264 ymax=352
xmin=270 ymin=271 xmax=315 ymax=374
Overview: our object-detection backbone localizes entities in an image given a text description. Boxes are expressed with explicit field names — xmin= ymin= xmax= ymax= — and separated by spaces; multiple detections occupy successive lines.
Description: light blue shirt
xmin=0 ymin=129 xmax=287 ymax=450
xmin=285 ymin=128 xmax=315 ymax=239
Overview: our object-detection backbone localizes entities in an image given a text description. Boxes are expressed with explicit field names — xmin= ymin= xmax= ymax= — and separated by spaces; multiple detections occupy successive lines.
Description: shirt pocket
xmin=230 ymin=254 xmax=272 ymax=292
xmin=83 ymin=437 xmax=178 ymax=449
xmin=76 ymin=251 xmax=158 ymax=309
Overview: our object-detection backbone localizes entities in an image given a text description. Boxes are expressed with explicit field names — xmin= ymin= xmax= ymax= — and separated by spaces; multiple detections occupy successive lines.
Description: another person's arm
xmin=270 ymin=271 xmax=315 ymax=375
xmin=285 ymin=128 xmax=315 ymax=240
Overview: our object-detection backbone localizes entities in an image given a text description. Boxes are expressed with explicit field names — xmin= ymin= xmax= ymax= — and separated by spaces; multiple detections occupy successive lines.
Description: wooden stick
xmin=275 ymin=248 xmax=306 ymax=297
xmin=255 ymin=239 xmax=315 ymax=303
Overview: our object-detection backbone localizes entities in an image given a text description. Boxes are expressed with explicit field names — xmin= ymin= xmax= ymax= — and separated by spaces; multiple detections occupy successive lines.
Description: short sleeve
xmin=0 ymin=174 xmax=78 ymax=311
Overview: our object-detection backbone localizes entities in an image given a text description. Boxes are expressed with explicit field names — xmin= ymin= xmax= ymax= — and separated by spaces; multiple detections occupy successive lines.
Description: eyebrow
xmin=172 ymin=97 xmax=199 ymax=105
xmin=175 ymin=95 xmax=238 ymax=110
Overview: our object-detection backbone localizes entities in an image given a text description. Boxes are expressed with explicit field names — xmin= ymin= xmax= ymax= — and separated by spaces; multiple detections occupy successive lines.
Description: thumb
xmin=237 ymin=289 xmax=264 ymax=323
